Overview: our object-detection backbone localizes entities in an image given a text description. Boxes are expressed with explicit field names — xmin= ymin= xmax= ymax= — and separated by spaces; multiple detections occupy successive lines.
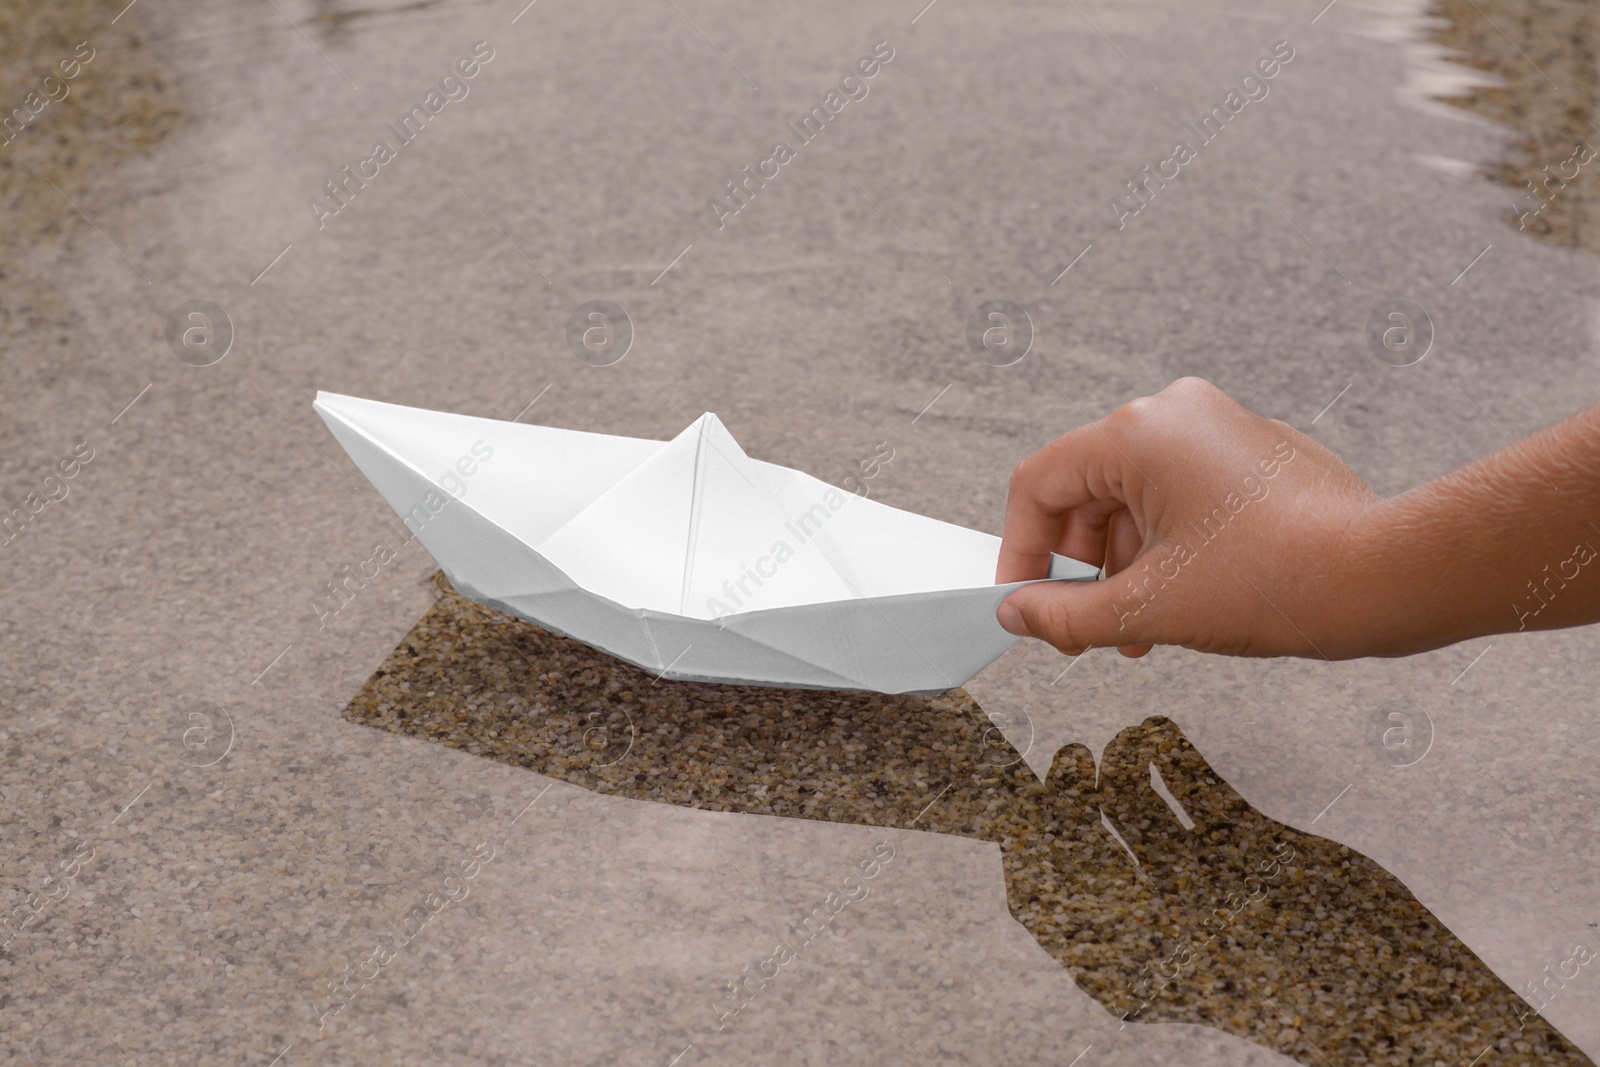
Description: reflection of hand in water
xmin=349 ymin=578 xmax=1592 ymax=1067
xmin=1011 ymin=716 xmax=1590 ymax=1065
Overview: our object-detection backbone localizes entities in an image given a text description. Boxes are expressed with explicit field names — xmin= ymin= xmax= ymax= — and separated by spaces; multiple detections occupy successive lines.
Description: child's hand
xmin=995 ymin=377 xmax=1383 ymax=659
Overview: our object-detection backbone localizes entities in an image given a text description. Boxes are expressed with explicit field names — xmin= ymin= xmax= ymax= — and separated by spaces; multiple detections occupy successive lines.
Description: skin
xmin=996 ymin=376 xmax=1600 ymax=660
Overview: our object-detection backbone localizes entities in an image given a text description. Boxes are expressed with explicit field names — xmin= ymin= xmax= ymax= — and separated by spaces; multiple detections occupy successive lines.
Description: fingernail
xmin=997 ymin=601 xmax=1031 ymax=637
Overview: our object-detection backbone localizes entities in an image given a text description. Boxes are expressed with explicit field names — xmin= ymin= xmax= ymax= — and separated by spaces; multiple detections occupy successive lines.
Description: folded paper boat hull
xmin=313 ymin=392 xmax=1098 ymax=695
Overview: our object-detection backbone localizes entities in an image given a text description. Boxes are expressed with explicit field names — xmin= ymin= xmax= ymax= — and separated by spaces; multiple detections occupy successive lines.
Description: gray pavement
xmin=2 ymin=0 xmax=1598 ymax=1063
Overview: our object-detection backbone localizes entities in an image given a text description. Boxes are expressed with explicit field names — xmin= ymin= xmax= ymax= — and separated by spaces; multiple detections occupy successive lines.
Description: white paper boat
xmin=313 ymin=392 xmax=1099 ymax=695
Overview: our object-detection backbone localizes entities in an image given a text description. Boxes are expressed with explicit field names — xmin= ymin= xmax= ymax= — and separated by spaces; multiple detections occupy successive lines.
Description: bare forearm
xmin=1346 ymin=405 xmax=1600 ymax=655
xmin=997 ymin=380 xmax=1600 ymax=662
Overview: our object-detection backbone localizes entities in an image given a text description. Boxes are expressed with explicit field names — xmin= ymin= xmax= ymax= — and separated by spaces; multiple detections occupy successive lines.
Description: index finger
xmin=995 ymin=419 xmax=1136 ymax=583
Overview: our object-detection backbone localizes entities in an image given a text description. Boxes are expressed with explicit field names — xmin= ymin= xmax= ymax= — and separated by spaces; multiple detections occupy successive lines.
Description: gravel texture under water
xmin=342 ymin=574 xmax=1593 ymax=1066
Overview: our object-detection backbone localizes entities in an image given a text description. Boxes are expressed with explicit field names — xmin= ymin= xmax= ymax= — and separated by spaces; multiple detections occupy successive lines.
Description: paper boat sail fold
xmin=313 ymin=392 xmax=1099 ymax=695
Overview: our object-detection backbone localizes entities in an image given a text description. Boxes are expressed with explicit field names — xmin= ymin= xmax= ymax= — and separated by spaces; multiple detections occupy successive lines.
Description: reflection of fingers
xmin=1044 ymin=742 xmax=1098 ymax=820
xmin=1096 ymin=716 xmax=1179 ymax=868
xmin=1140 ymin=716 xmax=1253 ymax=833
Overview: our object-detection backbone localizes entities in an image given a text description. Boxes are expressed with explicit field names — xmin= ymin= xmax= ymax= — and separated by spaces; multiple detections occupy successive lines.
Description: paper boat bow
xmin=315 ymin=392 xmax=1098 ymax=694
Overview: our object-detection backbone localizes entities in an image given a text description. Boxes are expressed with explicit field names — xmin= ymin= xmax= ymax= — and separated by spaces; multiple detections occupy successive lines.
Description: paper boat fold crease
xmin=314 ymin=392 xmax=1100 ymax=695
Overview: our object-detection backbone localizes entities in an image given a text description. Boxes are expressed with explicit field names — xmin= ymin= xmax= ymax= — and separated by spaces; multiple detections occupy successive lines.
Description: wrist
xmin=1328 ymin=488 xmax=1503 ymax=658
xmin=1323 ymin=495 xmax=1407 ymax=657
xmin=1299 ymin=492 xmax=1444 ymax=660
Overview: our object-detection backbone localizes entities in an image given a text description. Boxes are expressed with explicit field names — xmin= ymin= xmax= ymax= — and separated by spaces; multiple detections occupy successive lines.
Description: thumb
xmin=998 ymin=574 xmax=1145 ymax=654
